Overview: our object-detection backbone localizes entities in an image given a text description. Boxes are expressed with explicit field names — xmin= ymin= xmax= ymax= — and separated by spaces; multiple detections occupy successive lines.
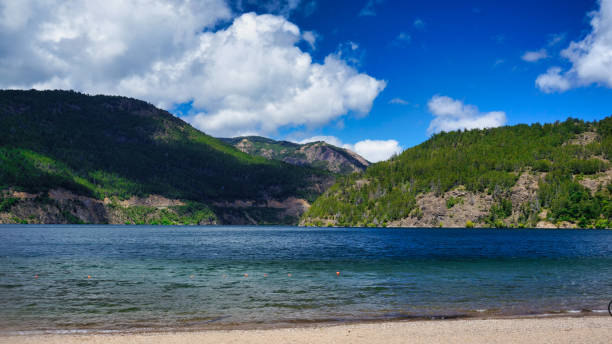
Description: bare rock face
xmin=112 ymin=195 xmax=185 ymax=208
xmin=221 ymin=136 xmax=370 ymax=174
xmin=2 ymin=189 xmax=110 ymax=224
xmin=0 ymin=189 xmax=216 ymax=225
xmin=317 ymin=171 xmax=568 ymax=228
xmin=356 ymin=170 xmax=612 ymax=229
xmin=0 ymin=186 xmax=323 ymax=226
xmin=566 ymin=131 xmax=599 ymax=146
xmin=383 ymin=172 xmax=546 ymax=228
xmin=291 ymin=142 xmax=367 ymax=173
xmin=579 ymin=169 xmax=612 ymax=193
xmin=509 ymin=172 xmax=540 ymax=208
xmin=235 ymin=138 xmax=254 ymax=154
xmin=387 ymin=187 xmax=494 ymax=228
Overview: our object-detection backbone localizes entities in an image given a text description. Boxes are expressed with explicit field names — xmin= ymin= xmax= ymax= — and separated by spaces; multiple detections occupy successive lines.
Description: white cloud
xmin=521 ymin=49 xmax=548 ymax=62
xmin=353 ymin=139 xmax=402 ymax=162
xmin=427 ymin=95 xmax=506 ymax=134
xmin=536 ymin=0 xmax=612 ymax=92
xmin=180 ymin=16 xmax=385 ymax=137
xmin=0 ymin=2 xmax=385 ymax=138
xmin=302 ymin=30 xmax=317 ymax=49
xmin=535 ymin=67 xmax=572 ymax=93
xmin=298 ymin=136 xmax=402 ymax=162
xmin=0 ymin=0 xmax=231 ymax=90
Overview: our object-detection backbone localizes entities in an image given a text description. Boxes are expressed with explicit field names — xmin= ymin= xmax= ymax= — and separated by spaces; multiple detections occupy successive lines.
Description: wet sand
xmin=1 ymin=316 xmax=610 ymax=344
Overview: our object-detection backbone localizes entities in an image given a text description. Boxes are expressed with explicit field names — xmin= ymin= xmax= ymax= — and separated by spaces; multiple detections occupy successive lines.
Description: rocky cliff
xmin=221 ymin=136 xmax=370 ymax=174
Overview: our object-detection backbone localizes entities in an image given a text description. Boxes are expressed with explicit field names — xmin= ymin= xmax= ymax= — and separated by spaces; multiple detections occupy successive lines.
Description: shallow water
xmin=0 ymin=225 xmax=611 ymax=332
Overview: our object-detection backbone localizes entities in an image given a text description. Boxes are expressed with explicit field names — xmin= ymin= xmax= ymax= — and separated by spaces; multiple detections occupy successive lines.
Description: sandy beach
xmin=1 ymin=316 xmax=610 ymax=344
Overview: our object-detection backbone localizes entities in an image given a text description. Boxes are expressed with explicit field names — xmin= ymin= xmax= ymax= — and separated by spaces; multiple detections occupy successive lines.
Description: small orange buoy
xmin=336 ymin=271 xmax=340 ymax=276
xmin=34 ymin=275 xmax=38 ymax=279
xmin=244 ymin=273 xmax=248 ymax=277
xmin=87 ymin=275 xmax=91 ymax=279
xmin=287 ymin=273 xmax=292 ymax=277
xmin=263 ymin=273 xmax=268 ymax=277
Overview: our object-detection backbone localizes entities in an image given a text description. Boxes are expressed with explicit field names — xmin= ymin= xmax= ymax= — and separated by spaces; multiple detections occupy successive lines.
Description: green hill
xmin=301 ymin=118 xmax=612 ymax=229
xmin=0 ymin=90 xmax=332 ymax=225
xmin=219 ymin=136 xmax=370 ymax=174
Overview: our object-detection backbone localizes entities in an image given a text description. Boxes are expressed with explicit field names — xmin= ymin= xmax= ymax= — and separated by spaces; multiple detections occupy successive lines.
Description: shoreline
xmin=1 ymin=315 xmax=610 ymax=344
xmin=1 ymin=312 xmax=609 ymax=337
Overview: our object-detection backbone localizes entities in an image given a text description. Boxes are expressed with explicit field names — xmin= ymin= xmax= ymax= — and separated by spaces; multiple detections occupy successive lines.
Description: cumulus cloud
xmin=0 ymin=0 xmax=231 ymax=90
xmin=535 ymin=0 xmax=612 ymax=93
xmin=0 ymin=1 xmax=385 ymax=137
xmin=521 ymin=49 xmax=549 ymax=62
xmin=180 ymin=16 xmax=385 ymax=136
xmin=298 ymin=136 xmax=402 ymax=162
xmin=427 ymin=95 xmax=507 ymax=134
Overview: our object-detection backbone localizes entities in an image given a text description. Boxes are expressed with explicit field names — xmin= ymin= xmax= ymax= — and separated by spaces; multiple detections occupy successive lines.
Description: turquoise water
xmin=1 ymin=225 xmax=611 ymax=333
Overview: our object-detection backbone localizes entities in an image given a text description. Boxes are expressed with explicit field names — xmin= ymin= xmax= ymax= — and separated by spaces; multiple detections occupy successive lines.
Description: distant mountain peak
xmin=220 ymin=136 xmax=370 ymax=174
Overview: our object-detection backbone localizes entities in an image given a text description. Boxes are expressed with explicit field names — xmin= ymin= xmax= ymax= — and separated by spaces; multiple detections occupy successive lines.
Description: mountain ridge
xmin=301 ymin=118 xmax=612 ymax=229
xmin=0 ymin=89 xmax=333 ymax=225
xmin=220 ymin=136 xmax=370 ymax=174
xmin=3 ymin=90 xmax=612 ymax=229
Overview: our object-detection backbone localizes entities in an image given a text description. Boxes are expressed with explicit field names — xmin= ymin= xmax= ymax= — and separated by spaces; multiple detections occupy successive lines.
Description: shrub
xmin=446 ymin=196 xmax=463 ymax=209
xmin=594 ymin=218 xmax=608 ymax=229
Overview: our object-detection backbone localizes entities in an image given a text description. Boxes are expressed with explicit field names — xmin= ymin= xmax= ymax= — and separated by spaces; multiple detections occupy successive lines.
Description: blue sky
xmin=242 ymin=0 xmax=611 ymax=149
xmin=1 ymin=0 xmax=611 ymax=161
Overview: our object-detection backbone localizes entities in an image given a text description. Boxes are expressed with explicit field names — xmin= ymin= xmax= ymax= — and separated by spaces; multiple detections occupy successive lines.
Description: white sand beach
xmin=2 ymin=316 xmax=611 ymax=344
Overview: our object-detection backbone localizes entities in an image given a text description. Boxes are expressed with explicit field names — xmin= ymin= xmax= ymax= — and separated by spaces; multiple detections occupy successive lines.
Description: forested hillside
xmin=220 ymin=136 xmax=369 ymax=174
xmin=3 ymin=90 xmax=611 ymax=228
xmin=0 ymin=90 xmax=332 ymax=225
xmin=302 ymin=118 xmax=612 ymax=229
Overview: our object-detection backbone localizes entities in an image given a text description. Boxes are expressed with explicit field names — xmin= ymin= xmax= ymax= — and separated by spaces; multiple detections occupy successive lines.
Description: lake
xmin=1 ymin=225 xmax=611 ymax=333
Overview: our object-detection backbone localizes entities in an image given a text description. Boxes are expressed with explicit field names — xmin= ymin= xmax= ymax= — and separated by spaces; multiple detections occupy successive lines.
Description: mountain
xmin=0 ymin=90 xmax=333 ymax=225
xmin=301 ymin=118 xmax=612 ymax=229
xmin=219 ymin=136 xmax=370 ymax=174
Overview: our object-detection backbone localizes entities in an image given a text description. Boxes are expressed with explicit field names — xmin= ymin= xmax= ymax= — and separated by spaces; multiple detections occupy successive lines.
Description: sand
xmin=1 ymin=316 xmax=611 ymax=344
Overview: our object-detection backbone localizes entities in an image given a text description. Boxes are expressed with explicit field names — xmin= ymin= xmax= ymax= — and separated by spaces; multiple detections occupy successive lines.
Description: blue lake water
xmin=1 ymin=225 xmax=611 ymax=333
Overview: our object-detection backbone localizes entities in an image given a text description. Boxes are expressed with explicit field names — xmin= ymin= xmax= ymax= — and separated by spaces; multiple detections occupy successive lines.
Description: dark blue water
xmin=1 ymin=225 xmax=611 ymax=333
